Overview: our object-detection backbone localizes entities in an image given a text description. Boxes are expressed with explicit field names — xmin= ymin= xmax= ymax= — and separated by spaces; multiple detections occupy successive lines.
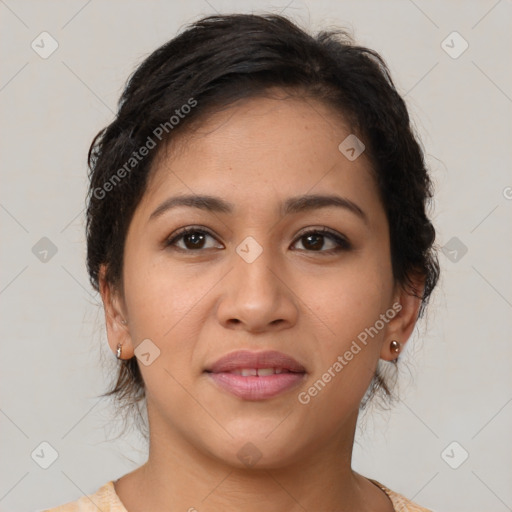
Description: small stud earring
xmin=116 ymin=343 xmax=123 ymax=359
xmin=390 ymin=340 xmax=401 ymax=353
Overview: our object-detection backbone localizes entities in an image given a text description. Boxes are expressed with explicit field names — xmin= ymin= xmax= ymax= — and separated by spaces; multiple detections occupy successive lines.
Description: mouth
xmin=205 ymin=350 xmax=307 ymax=401
xmin=225 ymin=368 xmax=294 ymax=376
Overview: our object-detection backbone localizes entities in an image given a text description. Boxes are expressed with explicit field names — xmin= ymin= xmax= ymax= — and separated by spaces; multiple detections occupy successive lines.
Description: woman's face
xmin=103 ymin=93 xmax=418 ymax=469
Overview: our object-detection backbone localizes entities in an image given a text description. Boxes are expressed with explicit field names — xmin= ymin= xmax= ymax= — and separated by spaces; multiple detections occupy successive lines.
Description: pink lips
xmin=206 ymin=350 xmax=307 ymax=400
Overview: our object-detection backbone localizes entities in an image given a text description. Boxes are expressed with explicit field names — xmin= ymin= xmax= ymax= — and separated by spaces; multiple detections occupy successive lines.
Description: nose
xmin=216 ymin=243 xmax=299 ymax=333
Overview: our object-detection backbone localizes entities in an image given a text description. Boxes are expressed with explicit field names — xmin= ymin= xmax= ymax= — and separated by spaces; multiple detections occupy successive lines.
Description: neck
xmin=114 ymin=409 xmax=392 ymax=512
xmin=156 ymin=437 xmax=352 ymax=510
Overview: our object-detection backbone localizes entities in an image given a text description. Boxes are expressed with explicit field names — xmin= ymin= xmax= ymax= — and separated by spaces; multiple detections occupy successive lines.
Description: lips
xmin=228 ymin=368 xmax=289 ymax=376
xmin=205 ymin=350 xmax=306 ymax=401
xmin=207 ymin=350 xmax=306 ymax=373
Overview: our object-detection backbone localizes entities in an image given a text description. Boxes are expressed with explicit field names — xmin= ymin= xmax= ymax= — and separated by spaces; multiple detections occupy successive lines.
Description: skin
xmin=99 ymin=91 xmax=423 ymax=512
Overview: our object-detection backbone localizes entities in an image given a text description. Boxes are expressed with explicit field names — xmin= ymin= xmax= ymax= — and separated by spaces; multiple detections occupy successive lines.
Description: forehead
xmin=140 ymin=94 xmax=382 ymax=220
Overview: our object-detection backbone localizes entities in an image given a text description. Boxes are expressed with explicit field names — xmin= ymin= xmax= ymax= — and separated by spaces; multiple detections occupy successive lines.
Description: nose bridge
xmin=235 ymin=242 xmax=278 ymax=297
xmin=216 ymin=235 xmax=297 ymax=331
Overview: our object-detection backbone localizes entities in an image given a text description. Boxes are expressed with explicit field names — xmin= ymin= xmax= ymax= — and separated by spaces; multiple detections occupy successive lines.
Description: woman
xmin=46 ymin=13 xmax=439 ymax=512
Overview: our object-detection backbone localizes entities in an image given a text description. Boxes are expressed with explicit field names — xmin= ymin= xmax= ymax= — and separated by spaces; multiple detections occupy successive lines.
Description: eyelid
xmin=291 ymin=227 xmax=352 ymax=251
xmin=164 ymin=225 xmax=351 ymax=252
xmin=165 ymin=225 xmax=223 ymax=249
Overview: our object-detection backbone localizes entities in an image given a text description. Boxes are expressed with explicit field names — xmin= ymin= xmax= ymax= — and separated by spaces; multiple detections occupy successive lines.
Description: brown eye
xmin=300 ymin=233 xmax=325 ymax=251
xmin=166 ymin=228 xmax=223 ymax=251
xmin=181 ymin=231 xmax=207 ymax=249
xmin=292 ymin=228 xmax=351 ymax=253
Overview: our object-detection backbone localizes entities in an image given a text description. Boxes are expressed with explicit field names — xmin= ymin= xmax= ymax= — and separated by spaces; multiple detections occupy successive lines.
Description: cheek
xmin=293 ymin=254 xmax=392 ymax=412
xmin=121 ymin=256 xmax=205 ymax=401
xmin=296 ymin=291 xmax=386 ymax=427
xmin=121 ymin=248 xmax=221 ymax=396
xmin=301 ymin=256 xmax=392 ymax=351
xmin=123 ymin=249 xmax=202 ymax=338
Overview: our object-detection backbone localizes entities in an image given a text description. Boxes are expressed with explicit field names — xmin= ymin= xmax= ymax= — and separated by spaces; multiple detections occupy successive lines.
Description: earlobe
xmin=380 ymin=278 xmax=424 ymax=361
xmin=98 ymin=265 xmax=134 ymax=359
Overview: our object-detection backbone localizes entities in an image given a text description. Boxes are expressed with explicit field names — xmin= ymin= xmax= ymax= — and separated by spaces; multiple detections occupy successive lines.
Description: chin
xmin=203 ymin=418 xmax=312 ymax=470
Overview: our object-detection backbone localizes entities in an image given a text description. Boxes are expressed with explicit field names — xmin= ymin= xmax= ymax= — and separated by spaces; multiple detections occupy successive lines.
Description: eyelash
xmin=164 ymin=226 xmax=352 ymax=254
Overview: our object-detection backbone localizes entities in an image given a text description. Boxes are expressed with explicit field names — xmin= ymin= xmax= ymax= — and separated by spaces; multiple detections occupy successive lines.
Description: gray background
xmin=1 ymin=1 xmax=511 ymax=511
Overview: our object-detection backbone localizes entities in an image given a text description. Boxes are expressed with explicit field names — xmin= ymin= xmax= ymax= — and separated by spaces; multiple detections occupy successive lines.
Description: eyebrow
xmin=149 ymin=193 xmax=368 ymax=224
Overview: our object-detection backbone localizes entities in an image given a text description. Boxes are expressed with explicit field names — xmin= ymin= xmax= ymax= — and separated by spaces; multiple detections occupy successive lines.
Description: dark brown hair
xmin=86 ymin=14 xmax=440 ymax=428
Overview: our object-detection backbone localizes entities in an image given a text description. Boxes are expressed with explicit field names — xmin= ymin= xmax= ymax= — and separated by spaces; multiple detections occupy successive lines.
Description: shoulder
xmin=370 ymin=479 xmax=433 ymax=512
xmin=42 ymin=481 xmax=127 ymax=512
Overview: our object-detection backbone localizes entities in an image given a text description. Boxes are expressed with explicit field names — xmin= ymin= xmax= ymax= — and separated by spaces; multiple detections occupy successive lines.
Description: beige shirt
xmin=43 ymin=480 xmax=432 ymax=511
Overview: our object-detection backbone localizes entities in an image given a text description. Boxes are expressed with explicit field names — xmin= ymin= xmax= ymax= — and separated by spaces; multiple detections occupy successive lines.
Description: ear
xmin=380 ymin=276 xmax=424 ymax=361
xmin=98 ymin=264 xmax=134 ymax=359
